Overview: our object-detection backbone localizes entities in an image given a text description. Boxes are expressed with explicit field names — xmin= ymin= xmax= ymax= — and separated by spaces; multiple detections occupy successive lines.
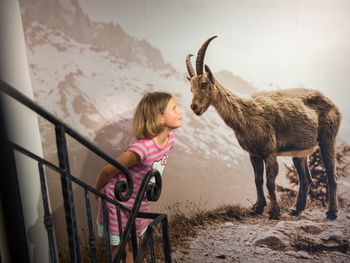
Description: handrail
xmin=115 ymin=169 xmax=162 ymax=262
xmin=9 ymin=141 xmax=130 ymax=211
xmin=135 ymin=214 xmax=167 ymax=262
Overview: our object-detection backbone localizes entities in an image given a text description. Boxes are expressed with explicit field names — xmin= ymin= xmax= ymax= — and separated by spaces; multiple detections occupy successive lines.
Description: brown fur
xmin=186 ymin=37 xmax=341 ymax=220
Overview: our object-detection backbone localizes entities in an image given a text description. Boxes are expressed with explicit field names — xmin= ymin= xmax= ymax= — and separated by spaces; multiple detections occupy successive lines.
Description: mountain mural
xmin=19 ymin=0 xmax=349 ymax=249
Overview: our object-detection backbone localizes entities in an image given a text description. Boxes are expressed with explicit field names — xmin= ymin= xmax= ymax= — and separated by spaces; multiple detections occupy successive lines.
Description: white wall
xmin=0 ymin=0 xmax=49 ymax=262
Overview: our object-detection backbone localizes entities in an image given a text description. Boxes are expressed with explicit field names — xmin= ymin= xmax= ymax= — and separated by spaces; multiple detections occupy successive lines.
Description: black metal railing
xmin=0 ymin=79 xmax=172 ymax=262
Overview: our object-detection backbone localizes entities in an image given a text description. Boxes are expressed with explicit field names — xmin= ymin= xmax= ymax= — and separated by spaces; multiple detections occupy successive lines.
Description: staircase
xmin=0 ymin=79 xmax=172 ymax=262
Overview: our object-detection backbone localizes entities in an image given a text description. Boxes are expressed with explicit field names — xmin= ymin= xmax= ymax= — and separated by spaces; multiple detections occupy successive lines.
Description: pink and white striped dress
xmin=97 ymin=132 xmax=175 ymax=242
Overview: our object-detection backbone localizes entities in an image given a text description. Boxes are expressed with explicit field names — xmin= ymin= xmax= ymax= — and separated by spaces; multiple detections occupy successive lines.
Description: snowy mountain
xmin=20 ymin=0 xmax=257 ymax=215
xmin=20 ymin=0 xmax=173 ymax=72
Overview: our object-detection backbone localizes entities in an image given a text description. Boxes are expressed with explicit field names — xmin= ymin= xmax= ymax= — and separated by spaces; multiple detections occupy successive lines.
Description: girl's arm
xmin=94 ymin=150 xmax=140 ymax=191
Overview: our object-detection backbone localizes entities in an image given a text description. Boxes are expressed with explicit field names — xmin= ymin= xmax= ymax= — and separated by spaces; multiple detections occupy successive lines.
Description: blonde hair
xmin=133 ymin=92 xmax=172 ymax=139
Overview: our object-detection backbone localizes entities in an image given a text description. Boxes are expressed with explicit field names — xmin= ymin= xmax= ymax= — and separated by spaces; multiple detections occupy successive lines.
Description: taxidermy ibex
xmin=186 ymin=36 xmax=341 ymax=220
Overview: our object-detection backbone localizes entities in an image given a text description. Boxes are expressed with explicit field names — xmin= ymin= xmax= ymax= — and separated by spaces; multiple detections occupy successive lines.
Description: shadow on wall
xmin=27 ymin=198 xmax=50 ymax=262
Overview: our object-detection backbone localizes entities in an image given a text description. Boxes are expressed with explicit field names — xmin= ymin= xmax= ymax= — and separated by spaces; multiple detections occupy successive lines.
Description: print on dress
xmin=150 ymin=155 xmax=168 ymax=183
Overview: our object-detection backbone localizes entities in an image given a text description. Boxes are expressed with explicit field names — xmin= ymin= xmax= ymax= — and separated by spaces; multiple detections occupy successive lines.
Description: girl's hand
xmin=93 ymin=150 xmax=140 ymax=200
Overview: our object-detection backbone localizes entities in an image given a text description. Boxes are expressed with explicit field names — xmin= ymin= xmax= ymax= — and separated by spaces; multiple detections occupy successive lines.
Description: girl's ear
xmin=158 ymin=114 xmax=165 ymax=126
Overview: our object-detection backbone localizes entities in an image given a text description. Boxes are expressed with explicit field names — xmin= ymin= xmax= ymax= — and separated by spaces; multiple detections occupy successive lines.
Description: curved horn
xmin=186 ymin=54 xmax=195 ymax=78
xmin=196 ymin=36 xmax=217 ymax=75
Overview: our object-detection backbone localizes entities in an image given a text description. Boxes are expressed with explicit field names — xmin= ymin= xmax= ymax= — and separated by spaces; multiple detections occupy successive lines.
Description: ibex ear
xmin=204 ymin=64 xmax=214 ymax=82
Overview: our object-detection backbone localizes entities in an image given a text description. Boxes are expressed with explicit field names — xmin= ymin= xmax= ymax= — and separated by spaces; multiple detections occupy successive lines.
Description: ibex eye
xmin=201 ymin=82 xmax=208 ymax=89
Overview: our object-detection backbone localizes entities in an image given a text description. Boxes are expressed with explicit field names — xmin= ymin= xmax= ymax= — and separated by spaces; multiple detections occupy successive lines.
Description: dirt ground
xmin=171 ymin=206 xmax=350 ymax=263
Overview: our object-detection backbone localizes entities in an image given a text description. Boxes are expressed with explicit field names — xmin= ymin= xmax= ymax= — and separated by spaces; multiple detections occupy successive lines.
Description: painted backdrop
xmin=19 ymin=0 xmax=350 ymax=247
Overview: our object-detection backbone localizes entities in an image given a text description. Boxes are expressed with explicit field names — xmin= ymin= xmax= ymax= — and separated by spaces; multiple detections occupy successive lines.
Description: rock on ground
xmin=172 ymin=208 xmax=350 ymax=263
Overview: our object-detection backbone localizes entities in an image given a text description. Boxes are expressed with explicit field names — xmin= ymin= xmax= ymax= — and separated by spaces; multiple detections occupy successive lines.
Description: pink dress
xmin=97 ymin=132 xmax=175 ymax=241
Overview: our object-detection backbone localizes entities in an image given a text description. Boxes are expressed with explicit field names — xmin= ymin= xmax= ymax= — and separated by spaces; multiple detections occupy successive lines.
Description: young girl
xmin=94 ymin=91 xmax=182 ymax=261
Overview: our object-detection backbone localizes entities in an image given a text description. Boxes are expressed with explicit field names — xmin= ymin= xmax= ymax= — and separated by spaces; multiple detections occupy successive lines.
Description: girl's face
xmin=162 ymin=97 xmax=182 ymax=130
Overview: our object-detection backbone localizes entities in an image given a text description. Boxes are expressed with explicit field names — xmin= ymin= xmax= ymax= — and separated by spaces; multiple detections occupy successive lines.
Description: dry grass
xmin=169 ymin=202 xmax=249 ymax=246
xmin=144 ymin=202 xmax=250 ymax=261
xmin=58 ymin=231 xmax=110 ymax=262
xmin=58 ymin=203 xmax=250 ymax=262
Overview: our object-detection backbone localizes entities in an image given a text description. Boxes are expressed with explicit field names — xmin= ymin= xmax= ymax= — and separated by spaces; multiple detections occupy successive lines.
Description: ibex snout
xmin=191 ymin=103 xmax=198 ymax=112
xmin=191 ymin=102 xmax=205 ymax=116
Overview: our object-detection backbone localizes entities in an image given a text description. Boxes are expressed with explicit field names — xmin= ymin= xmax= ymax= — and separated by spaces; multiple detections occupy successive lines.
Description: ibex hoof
xmin=326 ymin=210 xmax=337 ymax=220
xmin=268 ymin=209 xmax=280 ymax=220
xmin=249 ymin=210 xmax=262 ymax=216
xmin=250 ymin=203 xmax=265 ymax=215
xmin=289 ymin=209 xmax=300 ymax=217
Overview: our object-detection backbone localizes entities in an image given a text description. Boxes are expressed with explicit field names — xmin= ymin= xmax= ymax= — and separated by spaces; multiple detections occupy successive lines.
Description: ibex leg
xmin=265 ymin=155 xmax=280 ymax=220
xmin=290 ymin=157 xmax=310 ymax=216
xmin=319 ymin=140 xmax=338 ymax=220
xmin=249 ymin=155 xmax=266 ymax=215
